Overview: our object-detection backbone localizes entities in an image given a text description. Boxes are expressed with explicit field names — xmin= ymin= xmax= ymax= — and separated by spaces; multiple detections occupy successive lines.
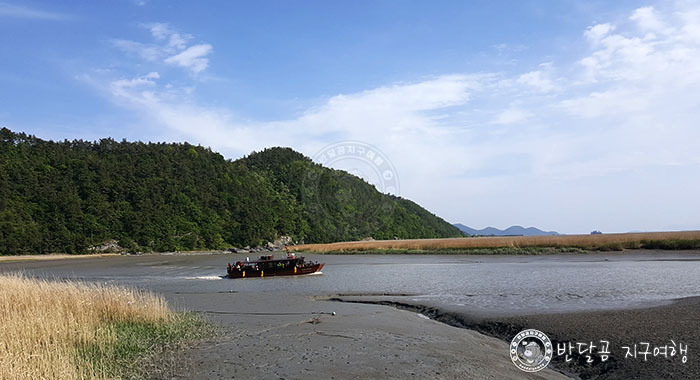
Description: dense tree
xmin=0 ymin=129 xmax=463 ymax=254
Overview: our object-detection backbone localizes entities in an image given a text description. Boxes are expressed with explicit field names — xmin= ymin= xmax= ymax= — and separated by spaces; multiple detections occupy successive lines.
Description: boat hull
xmin=228 ymin=263 xmax=324 ymax=278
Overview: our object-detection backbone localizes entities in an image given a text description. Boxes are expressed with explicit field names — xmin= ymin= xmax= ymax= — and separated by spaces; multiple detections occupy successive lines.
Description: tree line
xmin=0 ymin=128 xmax=463 ymax=254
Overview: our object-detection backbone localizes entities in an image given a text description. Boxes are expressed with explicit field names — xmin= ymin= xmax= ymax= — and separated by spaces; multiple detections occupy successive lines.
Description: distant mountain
xmin=454 ymin=224 xmax=559 ymax=236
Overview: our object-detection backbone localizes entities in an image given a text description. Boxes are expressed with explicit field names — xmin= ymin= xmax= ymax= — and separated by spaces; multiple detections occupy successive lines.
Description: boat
xmin=227 ymin=253 xmax=324 ymax=278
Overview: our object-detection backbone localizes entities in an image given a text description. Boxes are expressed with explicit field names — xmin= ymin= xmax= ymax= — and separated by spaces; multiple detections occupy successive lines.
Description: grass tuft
xmin=75 ymin=313 xmax=212 ymax=379
xmin=640 ymin=239 xmax=700 ymax=250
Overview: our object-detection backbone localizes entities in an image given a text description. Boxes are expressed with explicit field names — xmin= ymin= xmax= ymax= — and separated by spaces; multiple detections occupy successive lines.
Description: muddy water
xmin=3 ymin=250 xmax=700 ymax=316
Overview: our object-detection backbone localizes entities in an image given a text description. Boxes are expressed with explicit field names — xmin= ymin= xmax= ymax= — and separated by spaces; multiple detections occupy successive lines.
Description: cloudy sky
xmin=2 ymin=0 xmax=700 ymax=234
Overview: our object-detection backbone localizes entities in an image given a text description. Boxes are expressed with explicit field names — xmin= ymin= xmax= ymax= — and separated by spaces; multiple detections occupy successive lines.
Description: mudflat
xmin=153 ymin=291 xmax=568 ymax=380
xmin=332 ymin=295 xmax=699 ymax=379
xmin=500 ymin=297 xmax=700 ymax=379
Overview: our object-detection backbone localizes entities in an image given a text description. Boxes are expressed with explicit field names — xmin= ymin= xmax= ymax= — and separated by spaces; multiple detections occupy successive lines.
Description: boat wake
xmin=184 ymin=275 xmax=222 ymax=280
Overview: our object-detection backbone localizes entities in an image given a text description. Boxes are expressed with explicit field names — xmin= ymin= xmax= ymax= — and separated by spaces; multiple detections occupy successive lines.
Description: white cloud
xmin=110 ymin=72 xmax=160 ymax=98
xmin=584 ymin=23 xmax=615 ymax=43
xmin=113 ymin=71 xmax=159 ymax=87
xmin=0 ymin=2 xmax=69 ymax=20
xmin=105 ymin=73 xmax=479 ymax=152
xmin=630 ymin=6 xmax=671 ymax=34
xmin=492 ymin=108 xmax=532 ymax=125
xmin=517 ymin=68 xmax=556 ymax=92
xmin=163 ymin=44 xmax=212 ymax=74
xmin=111 ymin=39 xmax=162 ymax=61
xmin=148 ymin=23 xmax=170 ymax=39
xmin=112 ymin=23 xmax=211 ymax=74
xmin=570 ymin=3 xmax=700 ymax=117
xmin=148 ymin=22 xmax=190 ymax=49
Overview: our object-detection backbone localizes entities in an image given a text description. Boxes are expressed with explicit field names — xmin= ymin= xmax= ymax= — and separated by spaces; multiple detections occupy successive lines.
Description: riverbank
xmin=328 ymin=295 xmax=699 ymax=379
xmin=0 ymin=253 xmax=119 ymax=262
xmin=291 ymin=231 xmax=700 ymax=253
xmin=5 ymin=231 xmax=700 ymax=259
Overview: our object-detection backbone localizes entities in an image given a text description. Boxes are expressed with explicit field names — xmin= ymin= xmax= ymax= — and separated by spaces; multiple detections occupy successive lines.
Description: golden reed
xmin=291 ymin=231 xmax=700 ymax=252
xmin=0 ymin=273 xmax=170 ymax=380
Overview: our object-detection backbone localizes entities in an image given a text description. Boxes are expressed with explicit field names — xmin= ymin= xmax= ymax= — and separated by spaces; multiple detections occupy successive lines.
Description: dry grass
xmin=291 ymin=230 xmax=700 ymax=253
xmin=0 ymin=254 xmax=118 ymax=263
xmin=0 ymin=273 xmax=170 ymax=380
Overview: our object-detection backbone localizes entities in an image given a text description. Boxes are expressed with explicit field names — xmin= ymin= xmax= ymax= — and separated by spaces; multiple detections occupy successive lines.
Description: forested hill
xmin=0 ymin=129 xmax=463 ymax=254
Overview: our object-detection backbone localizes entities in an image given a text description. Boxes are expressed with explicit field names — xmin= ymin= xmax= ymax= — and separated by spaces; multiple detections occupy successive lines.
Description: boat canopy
xmin=238 ymin=255 xmax=303 ymax=264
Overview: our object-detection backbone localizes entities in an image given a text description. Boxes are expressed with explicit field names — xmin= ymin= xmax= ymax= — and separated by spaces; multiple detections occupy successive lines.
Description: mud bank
xmin=328 ymin=296 xmax=699 ymax=379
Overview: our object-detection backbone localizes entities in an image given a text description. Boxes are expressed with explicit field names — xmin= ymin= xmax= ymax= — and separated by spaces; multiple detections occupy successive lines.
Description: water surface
xmin=2 ymin=251 xmax=699 ymax=316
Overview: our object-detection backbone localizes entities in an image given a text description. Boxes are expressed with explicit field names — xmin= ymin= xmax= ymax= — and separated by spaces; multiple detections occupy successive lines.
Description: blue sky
xmin=2 ymin=0 xmax=700 ymax=234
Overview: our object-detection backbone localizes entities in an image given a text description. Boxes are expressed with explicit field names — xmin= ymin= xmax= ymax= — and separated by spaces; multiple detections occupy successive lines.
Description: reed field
xmin=291 ymin=230 xmax=700 ymax=253
xmin=0 ymin=273 xmax=208 ymax=380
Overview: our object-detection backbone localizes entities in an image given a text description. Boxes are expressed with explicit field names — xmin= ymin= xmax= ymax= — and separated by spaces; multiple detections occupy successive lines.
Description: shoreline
xmin=4 ymin=245 xmax=700 ymax=260
xmin=327 ymin=295 xmax=699 ymax=379
xmin=291 ymin=231 xmax=700 ymax=253
xmin=0 ymin=253 xmax=119 ymax=263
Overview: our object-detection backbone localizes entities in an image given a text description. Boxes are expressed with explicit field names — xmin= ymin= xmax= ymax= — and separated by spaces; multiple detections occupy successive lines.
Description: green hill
xmin=0 ymin=128 xmax=463 ymax=254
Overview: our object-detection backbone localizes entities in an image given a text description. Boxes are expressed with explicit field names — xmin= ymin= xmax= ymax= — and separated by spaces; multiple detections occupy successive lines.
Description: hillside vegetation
xmin=0 ymin=128 xmax=462 ymax=254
